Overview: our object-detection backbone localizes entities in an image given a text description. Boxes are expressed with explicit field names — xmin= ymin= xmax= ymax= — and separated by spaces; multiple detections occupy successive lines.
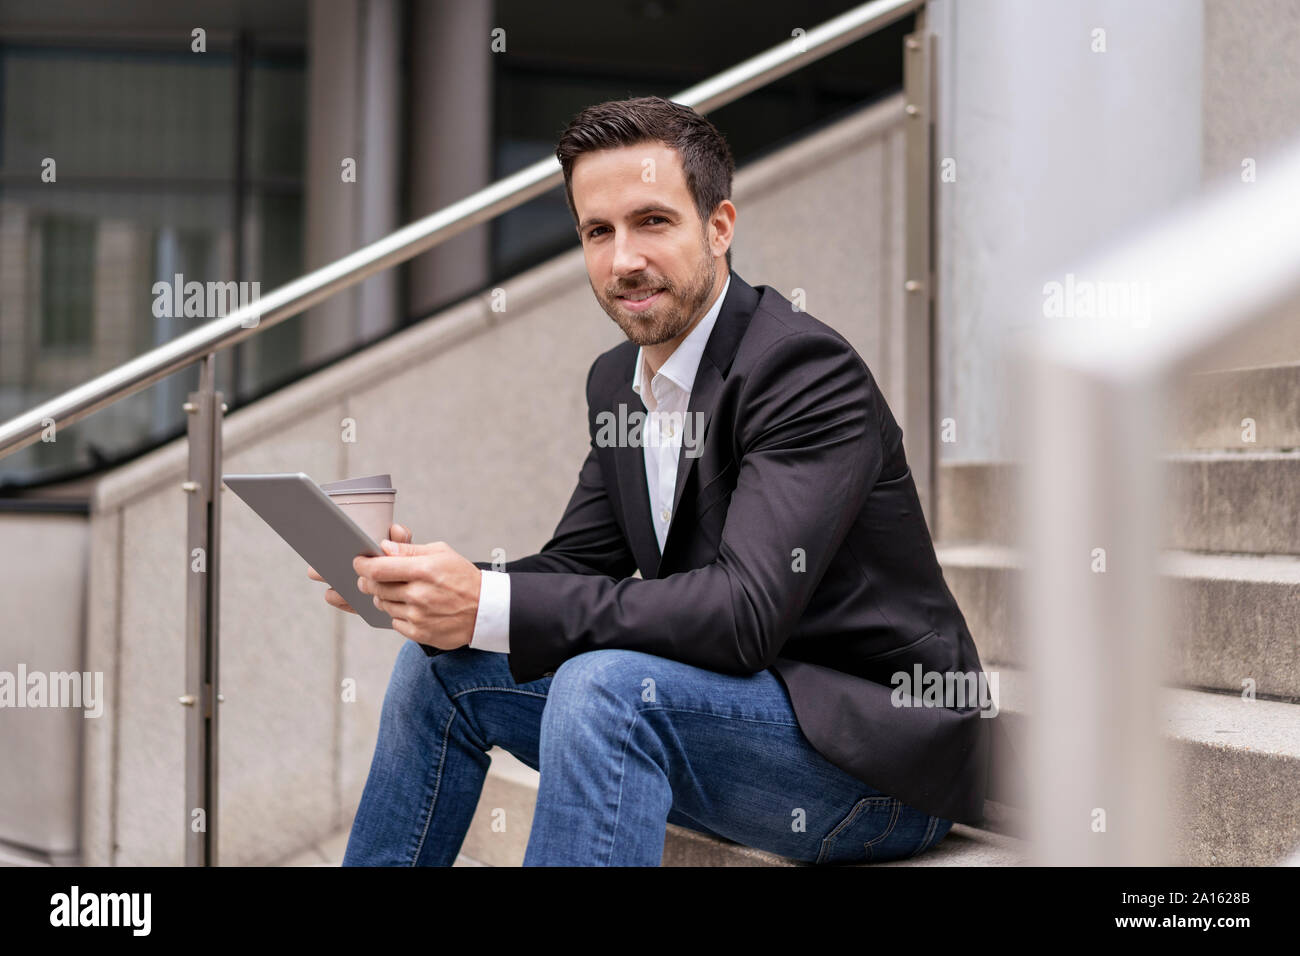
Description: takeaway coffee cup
xmin=321 ymin=474 xmax=396 ymax=550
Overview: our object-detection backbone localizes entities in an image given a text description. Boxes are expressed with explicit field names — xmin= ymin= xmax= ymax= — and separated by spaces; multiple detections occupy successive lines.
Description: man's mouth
xmin=617 ymin=288 xmax=665 ymax=311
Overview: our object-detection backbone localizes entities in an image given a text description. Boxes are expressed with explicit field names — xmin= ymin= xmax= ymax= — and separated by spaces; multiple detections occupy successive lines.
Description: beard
xmin=594 ymin=245 xmax=718 ymax=347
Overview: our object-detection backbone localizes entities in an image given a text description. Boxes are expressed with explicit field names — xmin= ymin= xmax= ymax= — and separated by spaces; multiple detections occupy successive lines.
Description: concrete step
xmin=275 ymin=843 xmax=487 ymax=867
xmin=936 ymin=463 xmax=1019 ymax=547
xmin=459 ymin=747 xmax=1028 ymax=867
xmin=1166 ymin=364 xmax=1300 ymax=452
xmin=1161 ymin=685 xmax=1300 ymax=866
xmin=280 ymin=668 xmax=1298 ymax=867
xmin=1165 ymin=450 xmax=1300 ymax=555
xmin=939 ymin=455 xmax=1300 ymax=556
xmin=992 ymin=667 xmax=1300 ymax=866
xmin=0 ymin=840 xmax=67 ymax=867
xmin=938 ymin=544 xmax=1300 ymax=700
xmin=662 ymin=819 xmax=1025 ymax=867
xmin=460 ymin=658 xmax=1300 ymax=867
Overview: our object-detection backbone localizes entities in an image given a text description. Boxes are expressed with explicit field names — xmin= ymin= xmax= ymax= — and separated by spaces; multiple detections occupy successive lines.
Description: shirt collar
xmin=631 ymin=272 xmax=731 ymax=405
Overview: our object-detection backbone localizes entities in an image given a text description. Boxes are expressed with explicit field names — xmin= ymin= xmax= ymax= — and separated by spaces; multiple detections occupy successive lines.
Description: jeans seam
xmin=912 ymin=814 xmax=941 ymax=858
xmin=634 ymin=704 xmax=801 ymax=729
xmin=409 ymin=707 xmax=457 ymax=866
xmin=449 ymin=685 xmax=549 ymax=702
xmin=861 ymin=798 xmax=902 ymax=861
xmin=604 ymin=705 xmax=643 ymax=866
xmin=444 ymin=685 xmax=546 ymax=751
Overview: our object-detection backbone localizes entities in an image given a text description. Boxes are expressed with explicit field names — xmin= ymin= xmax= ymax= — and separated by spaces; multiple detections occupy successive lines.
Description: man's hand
xmin=352 ymin=539 xmax=481 ymax=651
xmin=307 ymin=522 xmax=413 ymax=615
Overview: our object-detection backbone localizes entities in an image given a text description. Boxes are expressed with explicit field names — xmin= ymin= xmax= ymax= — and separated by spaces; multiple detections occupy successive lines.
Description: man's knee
xmin=548 ymin=649 xmax=655 ymax=704
xmin=542 ymin=650 xmax=658 ymax=744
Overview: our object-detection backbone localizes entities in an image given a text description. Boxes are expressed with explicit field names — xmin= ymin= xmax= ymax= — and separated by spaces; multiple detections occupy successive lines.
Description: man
xmin=323 ymin=95 xmax=994 ymax=866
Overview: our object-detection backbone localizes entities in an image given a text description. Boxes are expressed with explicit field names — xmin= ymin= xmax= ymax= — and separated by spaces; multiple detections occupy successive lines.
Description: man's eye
xmin=587 ymin=217 xmax=667 ymax=240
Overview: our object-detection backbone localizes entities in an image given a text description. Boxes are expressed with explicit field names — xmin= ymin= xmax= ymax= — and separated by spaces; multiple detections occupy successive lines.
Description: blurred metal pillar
xmin=1018 ymin=356 xmax=1172 ymax=865
xmin=301 ymin=0 xmax=403 ymax=365
xmin=1017 ymin=130 xmax=1300 ymax=860
xmin=406 ymin=0 xmax=493 ymax=318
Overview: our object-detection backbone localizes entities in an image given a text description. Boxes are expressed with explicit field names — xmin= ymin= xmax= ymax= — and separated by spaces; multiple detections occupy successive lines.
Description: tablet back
xmin=222 ymin=472 xmax=393 ymax=629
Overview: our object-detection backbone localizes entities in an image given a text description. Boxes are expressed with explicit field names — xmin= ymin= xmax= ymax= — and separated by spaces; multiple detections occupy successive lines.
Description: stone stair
xmin=456 ymin=747 xmax=1027 ymax=867
xmin=934 ymin=363 xmax=1300 ymax=866
xmin=453 ymin=662 xmax=1299 ymax=866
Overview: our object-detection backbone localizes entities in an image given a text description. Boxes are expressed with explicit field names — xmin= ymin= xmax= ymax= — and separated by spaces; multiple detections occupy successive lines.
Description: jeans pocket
xmin=815 ymin=796 xmax=901 ymax=865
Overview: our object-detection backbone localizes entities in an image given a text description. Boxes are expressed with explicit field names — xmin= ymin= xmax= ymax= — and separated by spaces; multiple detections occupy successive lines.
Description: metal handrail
xmin=0 ymin=0 xmax=924 ymax=462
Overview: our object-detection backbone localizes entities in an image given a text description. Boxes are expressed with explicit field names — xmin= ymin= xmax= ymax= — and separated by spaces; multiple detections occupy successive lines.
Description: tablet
xmin=222 ymin=472 xmax=393 ymax=629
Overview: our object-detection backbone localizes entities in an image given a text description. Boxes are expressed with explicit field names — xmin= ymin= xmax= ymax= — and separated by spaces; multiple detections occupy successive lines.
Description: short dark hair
xmin=555 ymin=95 xmax=735 ymax=270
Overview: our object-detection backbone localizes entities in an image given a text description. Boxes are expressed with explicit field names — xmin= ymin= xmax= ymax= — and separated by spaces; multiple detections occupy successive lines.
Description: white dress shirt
xmin=468 ymin=273 xmax=731 ymax=655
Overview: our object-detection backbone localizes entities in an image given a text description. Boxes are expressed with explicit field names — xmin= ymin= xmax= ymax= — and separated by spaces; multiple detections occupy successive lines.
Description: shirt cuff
xmin=468 ymin=569 xmax=510 ymax=653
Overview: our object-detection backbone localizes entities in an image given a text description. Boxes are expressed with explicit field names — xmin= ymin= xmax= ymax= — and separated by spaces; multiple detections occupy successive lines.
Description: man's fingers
xmin=353 ymin=555 xmax=425 ymax=582
xmin=370 ymin=594 xmax=409 ymax=620
xmin=311 ymin=566 xmax=359 ymax=614
xmin=324 ymin=588 xmax=357 ymax=614
xmin=364 ymin=578 xmax=412 ymax=602
xmin=390 ymin=523 xmax=412 ymax=544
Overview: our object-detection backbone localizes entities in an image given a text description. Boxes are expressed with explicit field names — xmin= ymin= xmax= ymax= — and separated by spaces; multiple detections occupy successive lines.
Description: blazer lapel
xmin=654 ymin=356 xmax=721 ymax=578
xmin=611 ymin=373 xmax=664 ymax=578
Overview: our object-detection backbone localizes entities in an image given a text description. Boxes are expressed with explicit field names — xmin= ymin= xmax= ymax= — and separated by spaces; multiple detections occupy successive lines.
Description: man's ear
xmin=709 ymin=199 xmax=737 ymax=257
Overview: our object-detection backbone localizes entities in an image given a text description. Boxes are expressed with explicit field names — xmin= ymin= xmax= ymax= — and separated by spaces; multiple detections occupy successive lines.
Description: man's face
xmin=572 ymin=141 xmax=724 ymax=347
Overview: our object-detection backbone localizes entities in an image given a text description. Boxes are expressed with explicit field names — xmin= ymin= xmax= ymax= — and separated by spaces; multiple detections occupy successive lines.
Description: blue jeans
xmin=342 ymin=641 xmax=954 ymax=866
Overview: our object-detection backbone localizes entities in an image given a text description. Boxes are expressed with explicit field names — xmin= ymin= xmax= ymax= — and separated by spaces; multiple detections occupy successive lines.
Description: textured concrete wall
xmin=77 ymin=96 xmax=907 ymax=865
xmin=1202 ymin=0 xmax=1300 ymax=184
xmin=0 ymin=513 xmax=88 ymax=859
xmin=728 ymin=99 xmax=909 ymax=415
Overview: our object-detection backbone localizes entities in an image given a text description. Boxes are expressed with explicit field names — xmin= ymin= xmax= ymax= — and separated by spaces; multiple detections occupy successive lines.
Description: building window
xmin=38 ymin=216 xmax=96 ymax=349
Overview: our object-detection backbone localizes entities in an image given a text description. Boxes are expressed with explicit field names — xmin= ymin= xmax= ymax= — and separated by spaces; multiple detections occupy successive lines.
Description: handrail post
xmin=903 ymin=6 xmax=936 ymax=525
xmin=181 ymin=354 xmax=224 ymax=865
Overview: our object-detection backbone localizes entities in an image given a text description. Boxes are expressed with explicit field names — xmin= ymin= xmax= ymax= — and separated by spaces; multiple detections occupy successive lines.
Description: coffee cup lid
xmin=319 ymin=473 xmax=392 ymax=493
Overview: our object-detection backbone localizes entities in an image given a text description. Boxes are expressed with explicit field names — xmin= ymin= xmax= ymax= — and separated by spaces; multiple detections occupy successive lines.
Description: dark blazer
xmin=421 ymin=269 xmax=996 ymax=826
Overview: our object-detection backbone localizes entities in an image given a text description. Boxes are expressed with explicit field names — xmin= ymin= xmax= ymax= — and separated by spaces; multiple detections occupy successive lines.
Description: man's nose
xmin=611 ymin=232 xmax=648 ymax=276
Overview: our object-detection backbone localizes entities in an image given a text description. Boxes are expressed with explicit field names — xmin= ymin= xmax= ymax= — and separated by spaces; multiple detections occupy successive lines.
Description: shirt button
xmin=661 ymin=508 xmax=671 ymax=522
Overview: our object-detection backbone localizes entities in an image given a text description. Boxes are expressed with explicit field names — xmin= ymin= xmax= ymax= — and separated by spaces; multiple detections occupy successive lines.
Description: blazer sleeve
xmin=417 ymin=359 xmax=639 ymax=660
xmin=502 ymin=330 xmax=884 ymax=683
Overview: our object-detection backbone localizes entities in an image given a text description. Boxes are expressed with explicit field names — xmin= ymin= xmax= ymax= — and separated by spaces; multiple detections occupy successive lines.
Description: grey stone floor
xmin=274 ymin=825 xmax=484 ymax=866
